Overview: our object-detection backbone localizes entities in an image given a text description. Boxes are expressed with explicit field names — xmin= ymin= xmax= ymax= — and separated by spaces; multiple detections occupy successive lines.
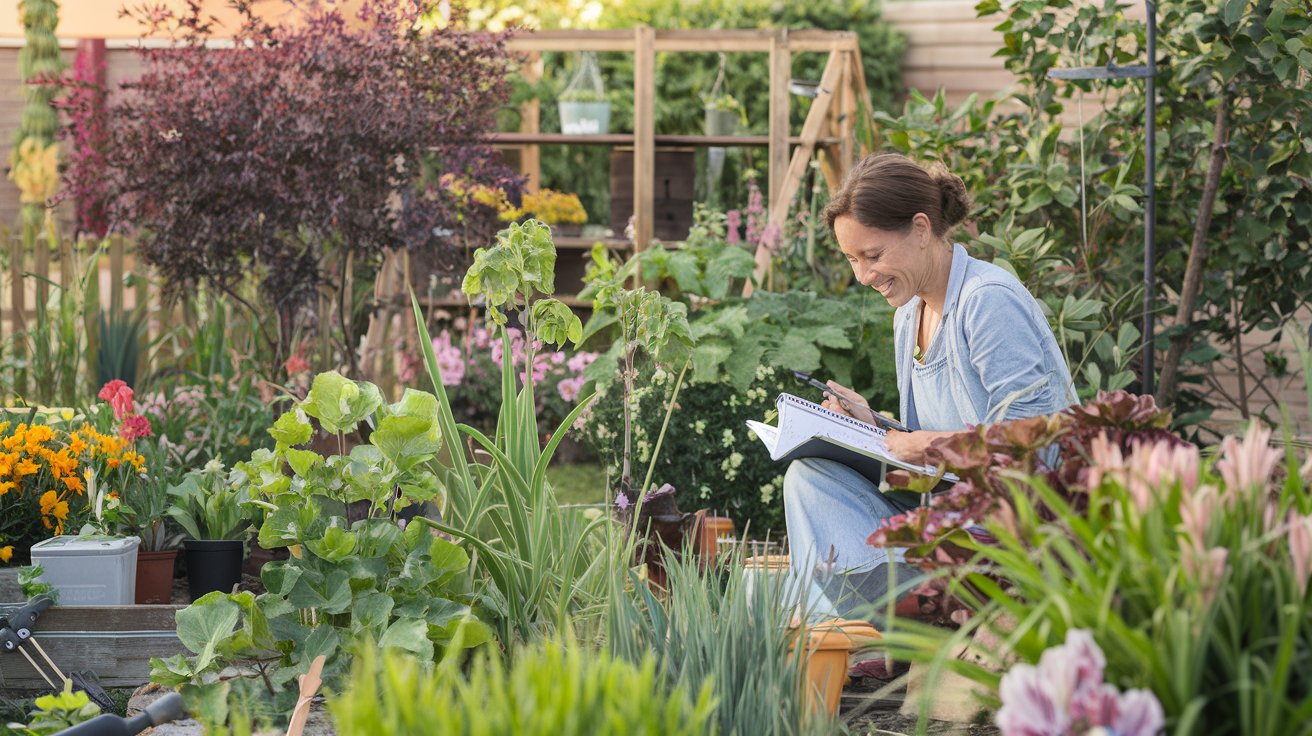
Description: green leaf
xmin=285 ymin=449 xmax=323 ymax=477
xmin=352 ymin=591 xmax=394 ymax=632
xmin=1222 ymin=0 xmax=1247 ymax=27
xmin=306 ymin=526 xmax=358 ymax=562
xmin=379 ymin=617 xmax=433 ymax=658
xmin=175 ymin=592 xmax=242 ymax=672
xmin=428 ymin=536 xmax=470 ymax=573
xmin=302 ymin=371 xmax=383 ymax=435
xmin=269 ymin=409 xmax=312 ymax=449
xmin=530 ymin=299 xmax=584 ymax=347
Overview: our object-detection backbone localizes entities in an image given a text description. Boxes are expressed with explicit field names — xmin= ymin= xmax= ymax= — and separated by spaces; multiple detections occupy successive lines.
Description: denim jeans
xmin=783 ymin=457 xmax=922 ymax=623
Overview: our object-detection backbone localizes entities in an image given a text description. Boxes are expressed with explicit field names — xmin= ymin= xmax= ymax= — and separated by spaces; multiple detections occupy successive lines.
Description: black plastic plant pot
xmin=183 ymin=539 xmax=244 ymax=600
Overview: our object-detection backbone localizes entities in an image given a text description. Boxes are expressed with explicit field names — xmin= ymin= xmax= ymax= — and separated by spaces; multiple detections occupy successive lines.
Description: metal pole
xmin=1142 ymin=0 xmax=1157 ymax=396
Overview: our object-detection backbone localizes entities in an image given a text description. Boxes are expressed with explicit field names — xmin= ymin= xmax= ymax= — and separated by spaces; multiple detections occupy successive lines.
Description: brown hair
xmin=822 ymin=153 xmax=971 ymax=238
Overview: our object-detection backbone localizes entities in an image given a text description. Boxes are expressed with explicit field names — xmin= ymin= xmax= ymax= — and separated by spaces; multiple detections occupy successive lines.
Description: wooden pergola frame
xmin=501 ymin=28 xmax=873 ymax=294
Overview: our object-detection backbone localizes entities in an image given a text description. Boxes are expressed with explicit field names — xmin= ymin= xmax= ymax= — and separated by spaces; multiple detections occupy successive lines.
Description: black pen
xmin=791 ymin=371 xmax=910 ymax=433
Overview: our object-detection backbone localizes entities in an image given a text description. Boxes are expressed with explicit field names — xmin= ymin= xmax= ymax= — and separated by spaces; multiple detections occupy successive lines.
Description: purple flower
xmin=614 ymin=492 xmax=631 ymax=512
xmin=996 ymin=665 xmax=1069 ymax=736
xmin=1114 ymin=689 xmax=1165 ymax=736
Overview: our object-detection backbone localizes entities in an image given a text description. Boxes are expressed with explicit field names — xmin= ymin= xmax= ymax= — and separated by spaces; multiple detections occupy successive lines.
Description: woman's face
xmin=834 ymin=214 xmax=930 ymax=308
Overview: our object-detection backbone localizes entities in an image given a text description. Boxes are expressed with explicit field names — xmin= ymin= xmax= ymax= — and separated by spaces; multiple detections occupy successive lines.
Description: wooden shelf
xmin=485 ymin=132 xmax=844 ymax=148
xmin=418 ymin=294 xmax=591 ymax=309
xmin=553 ymin=235 xmax=631 ymax=250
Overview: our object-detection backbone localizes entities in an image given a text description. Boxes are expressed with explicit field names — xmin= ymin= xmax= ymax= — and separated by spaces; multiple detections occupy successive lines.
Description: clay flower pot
xmin=135 ymin=548 xmax=178 ymax=604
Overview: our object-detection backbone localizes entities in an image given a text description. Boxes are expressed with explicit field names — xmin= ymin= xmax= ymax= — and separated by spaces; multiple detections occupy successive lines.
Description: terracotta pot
xmin=693 ymin=515 xmax=735 ymax=561
xmin=791 ymin=618 xmax=882 ymax=717
xmin=135 ymin=549 xmax=178 ymax=604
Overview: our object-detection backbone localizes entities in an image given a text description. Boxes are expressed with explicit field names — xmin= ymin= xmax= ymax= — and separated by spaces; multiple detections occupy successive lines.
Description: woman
xmin=783 ymin=153 xmax=1074 ymax=620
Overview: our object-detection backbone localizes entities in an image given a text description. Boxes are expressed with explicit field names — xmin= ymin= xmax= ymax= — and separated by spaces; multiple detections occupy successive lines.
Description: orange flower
xmin=68 ymin=433 xmax=88 ymax=456
xmin=39 ymin=490 xmax=68 ymax=519
xmin=106 ymin=457 xmax=122 ymax=470
xmin=0 ymin=546 xmax=11 ymax=564
xmin=59 ymin=474 xmax=84 ymax=493
xmin=0 ymin=480 xmax=14 ymax=496
xmin=15 ymin=459 xmax=39 ymax=476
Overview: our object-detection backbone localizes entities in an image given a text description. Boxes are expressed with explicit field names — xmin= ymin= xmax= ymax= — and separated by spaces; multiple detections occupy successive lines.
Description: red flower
xmin=120 ymin=414 xmax=152 ymax=441
xmin=98 ymin=379 xmax=135 ymax=420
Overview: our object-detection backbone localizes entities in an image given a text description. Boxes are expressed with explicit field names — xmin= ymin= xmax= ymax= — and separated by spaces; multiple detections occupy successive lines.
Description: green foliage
xmin=517 ymin=0 xmax=906 ymax=220
xmin=410 ymin=221 xmax=617 ymax=648
xmin=606 ymin=548 xmax=831 ymax=736
xmin=165 ymin=461 xmax=253 ymax=541
xmin=94 ymin=309 xmax=143 ymax=389
xmin=16 ymin=565 xmax=57 ymax=603
xmin=874 ymin=0 xmax=1312 ymax=424
xmin=150 ymin=374 xmax=488 ymax=729
xmin=329 ymin=636 xmax=717 ymax=736
xmin=635 ymin=205 xmax=757 ymax=301
xmin=5 ymin=682 xmax=99 ymax=736
xmin=879 ymin=419 xmax=1312 ymax=735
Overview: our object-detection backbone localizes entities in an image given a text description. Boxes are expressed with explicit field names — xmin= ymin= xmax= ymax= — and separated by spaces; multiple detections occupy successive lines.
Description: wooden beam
xmin=486 ymin=132 xmax=845 ymax=147
xmin=848 ymin=50 xmax=875 ymax=157
xmin=633 ymin=26 xmax=656 ymax=254
xmin=750 ymin=46 xmax=844 ymax=293
xmin=506 ymin=29 xmax=859 ymax=54
xmin=520 ymin=52 xmax=543 ymax=193
xmin=767 ymin=29 xmax=791 ymax=231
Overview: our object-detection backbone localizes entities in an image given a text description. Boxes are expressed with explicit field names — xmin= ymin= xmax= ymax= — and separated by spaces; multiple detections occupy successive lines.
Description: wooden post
xmin=521 ymin=51 xmax=543 ymax=193
xmin=8 ymin=235 xmax=23 ymax=342
xmin=749 ymin=46 xmax=842 ymax=293
xmin=109 ymin=235 xmax=125 ymax=314
xmin=848 ymin=51 xmax=874 ymax=157
xmin=633 ymin=25 xmax=656 ymax=254
xmin=767 ymin=29 xmax=791 ymax=220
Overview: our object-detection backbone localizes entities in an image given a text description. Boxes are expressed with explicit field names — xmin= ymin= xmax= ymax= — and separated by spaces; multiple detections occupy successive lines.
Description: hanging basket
xmin=559 ymin=51 xmax=609 ymax=135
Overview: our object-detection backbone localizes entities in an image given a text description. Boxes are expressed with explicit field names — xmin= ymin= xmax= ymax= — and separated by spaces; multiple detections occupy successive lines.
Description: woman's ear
xmin=912 ymin=213 xmax=933 ymax=245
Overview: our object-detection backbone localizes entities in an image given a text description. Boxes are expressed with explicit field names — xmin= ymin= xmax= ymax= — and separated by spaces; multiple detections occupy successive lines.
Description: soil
xmin=841 ymin=676 xmax=1000 ymax=735
xmin=169 ymin=572 xmax=266 ymax=605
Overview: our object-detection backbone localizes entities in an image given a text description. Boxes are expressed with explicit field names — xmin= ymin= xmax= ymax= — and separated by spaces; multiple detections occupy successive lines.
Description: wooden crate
xmin=0 ymin=605 xmax=186 ymax=690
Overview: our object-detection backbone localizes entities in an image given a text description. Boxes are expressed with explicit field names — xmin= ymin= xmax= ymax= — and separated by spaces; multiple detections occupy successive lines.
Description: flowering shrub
xmin=402 ymin=323 xmax=597 ymax=442
xmin=872 ymin=395 xmax=1312 ymax=734
xmin=996 ymin=629 xmax=1163 ymax=736
xmin=0 ymin=403 xmax=148 ymax=563
xmin=136 ymin=377 xmax=275 ymax=485
xmin=520 ymin=189 xmax=587 ymax=226
xmin=582 ymin=363 xmax=796 ymax=535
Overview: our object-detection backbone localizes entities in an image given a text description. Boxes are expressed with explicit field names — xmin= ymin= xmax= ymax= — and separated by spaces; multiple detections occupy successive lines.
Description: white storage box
xmin=30 ymin=536 xmax=140 ymax=606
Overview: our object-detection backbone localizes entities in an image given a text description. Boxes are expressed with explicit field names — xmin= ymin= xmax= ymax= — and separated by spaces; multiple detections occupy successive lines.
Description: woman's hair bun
xmin=929 ymin=164 xmax=971 ymax=228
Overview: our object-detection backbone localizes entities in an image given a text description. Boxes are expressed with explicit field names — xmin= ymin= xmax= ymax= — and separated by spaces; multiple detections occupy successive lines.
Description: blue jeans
xmin=783 ymin=458 xmax=921 ymax=621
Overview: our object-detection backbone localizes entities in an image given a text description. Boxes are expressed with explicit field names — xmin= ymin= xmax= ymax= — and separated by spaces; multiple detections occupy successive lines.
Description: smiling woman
xmin=781 ymin=152 xmax=1075 ymax=626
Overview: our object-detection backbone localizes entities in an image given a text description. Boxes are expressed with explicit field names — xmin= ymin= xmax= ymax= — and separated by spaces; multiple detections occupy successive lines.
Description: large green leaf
xmin=302 ymin=371 xmax=383 ymax=435
xmin=306 ymin=526 xmax=358 ymax=562
xmin=175 ymin=592 xmax=242 ymax=672
xmin=379 ymin=617 xmax=432 ymax=659
xmin=371 ymin=390 xmax=442 ymax=472
xmin=269 ymin=409 xmax=312 ymax=450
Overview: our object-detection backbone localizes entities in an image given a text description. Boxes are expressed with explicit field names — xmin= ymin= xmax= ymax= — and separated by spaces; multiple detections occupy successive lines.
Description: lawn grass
xmin=547 ymin=461 xmax=608 ymax=506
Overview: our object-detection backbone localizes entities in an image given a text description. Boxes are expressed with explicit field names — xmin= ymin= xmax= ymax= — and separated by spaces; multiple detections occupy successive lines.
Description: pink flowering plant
xmin=868 ymin=391 xmax=1312 ymax=735
xmin=412 ymin=321 xmax=597 ymax=443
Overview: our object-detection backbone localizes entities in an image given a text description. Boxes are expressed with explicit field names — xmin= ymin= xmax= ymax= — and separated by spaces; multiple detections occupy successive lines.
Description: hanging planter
xmin=559 ymin=52 xmax=610 ymax=135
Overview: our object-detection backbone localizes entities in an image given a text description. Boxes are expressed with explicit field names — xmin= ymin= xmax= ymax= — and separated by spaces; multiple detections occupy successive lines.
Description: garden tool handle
xmin=50 ymin=693 xmax=187 ymax=735
xmin=8 ymin=595 xmax=54 ymax=638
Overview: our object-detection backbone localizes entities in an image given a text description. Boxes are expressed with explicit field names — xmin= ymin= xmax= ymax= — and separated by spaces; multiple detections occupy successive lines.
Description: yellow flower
xmin=15 ymin=459 xmax=38 ymax=476
xmin=68 ymin=434 xmax=88 ymax=456
xmin=0 ymin=480 xmax=14 ymax=496
xmin=59 ymin=474 xmax=84 ymax=493
xmin=39 ymin=490 xmax=69 ymax=521
xmin=0 ymin=546 xmax=11 ymax=564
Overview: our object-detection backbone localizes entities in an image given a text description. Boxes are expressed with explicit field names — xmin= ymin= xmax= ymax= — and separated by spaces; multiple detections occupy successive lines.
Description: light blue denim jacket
xmin=893 ymin=243 xmax=1076 ymax=430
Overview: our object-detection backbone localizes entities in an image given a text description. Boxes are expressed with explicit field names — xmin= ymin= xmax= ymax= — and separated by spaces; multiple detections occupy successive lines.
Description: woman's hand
xmin=821 ymin=381 xmax=876 ymax=423
xmin=885 ymin=429 xmax=956 ymax=464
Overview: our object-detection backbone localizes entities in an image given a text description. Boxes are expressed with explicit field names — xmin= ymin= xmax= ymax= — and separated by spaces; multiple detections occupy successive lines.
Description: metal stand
xmin=1048 ymin=1 xmax=1158 ymax=395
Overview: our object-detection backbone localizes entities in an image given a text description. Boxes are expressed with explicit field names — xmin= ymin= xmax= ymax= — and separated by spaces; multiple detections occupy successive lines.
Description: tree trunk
xmin=1156 ymin=91 xmax=1233 ymax=406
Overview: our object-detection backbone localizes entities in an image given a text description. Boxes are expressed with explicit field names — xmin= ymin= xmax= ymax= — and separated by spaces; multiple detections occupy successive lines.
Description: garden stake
xmin=1 ymin=625 xmax=59 ymax=688
xmin=284 ymin=654 xmax=326 ymax=736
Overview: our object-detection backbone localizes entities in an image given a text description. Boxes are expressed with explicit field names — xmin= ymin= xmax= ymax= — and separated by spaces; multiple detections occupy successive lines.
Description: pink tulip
xmin=1216 ymin=422 xmax=1282 ymax=494
xmin=1114 ymin=689 xmax=1165 ymax=736
xmin=1179 ymin=484 xmax=1218 ymax=550
xmin=997 ymin=665 xmax=1070 ymax=736
xmin=1288 ymin=510 xmax=1312 ymax=596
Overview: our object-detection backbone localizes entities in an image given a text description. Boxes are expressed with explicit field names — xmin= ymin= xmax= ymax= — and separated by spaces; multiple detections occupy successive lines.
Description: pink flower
xmin=557 ymin=376 xmax=585 ymax=402
xmin=98 ymin=379 xmax=135 ymax=420
xmin=1216 ymin=422 xmax=1282 ymax=494
xmin=1114 ymin=690 xmax=1165 ymax=736
xmin=725 ymin=210 xmax=742 ymax=244
xmin=1179 ymin=484 xmax=1219 ymax=549
xmin=284 ymin=353 xmax=311 ymax=376
xmin=120 ymin=414 xmax=152 ymax=441
xmin=431 ymin=331 xmax=466 ymax=386
xmin=997 ymin=665 xmax=1069 ymax=736
xmin=1288 ymin=510 xmax=1312 ymax=596
xmin=996 ymin=630 xmax=1164 ymax=736
xmin=395 ymin=350 xmax=419 ymax=384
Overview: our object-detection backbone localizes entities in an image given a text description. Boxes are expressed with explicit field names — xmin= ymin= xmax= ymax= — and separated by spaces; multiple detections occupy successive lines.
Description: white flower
xmin=694 ymin=420 xmax=706 ymax=435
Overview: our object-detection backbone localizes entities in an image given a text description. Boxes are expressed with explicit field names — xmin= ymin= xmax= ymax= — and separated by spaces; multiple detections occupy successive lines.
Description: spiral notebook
xmin=745 ymin=393 xmax=957 ymax=486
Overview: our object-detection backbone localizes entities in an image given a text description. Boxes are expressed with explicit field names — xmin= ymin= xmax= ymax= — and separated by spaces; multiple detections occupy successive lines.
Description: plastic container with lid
xmin=793 ymin=618 xmax=882 ymax=716
xmin=29 ymin=535 xmax=140 ymax=606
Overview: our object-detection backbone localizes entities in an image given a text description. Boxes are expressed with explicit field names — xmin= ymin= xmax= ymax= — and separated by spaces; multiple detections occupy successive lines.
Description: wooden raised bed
xmin=0 ymin=605 xmax=186 ymax=690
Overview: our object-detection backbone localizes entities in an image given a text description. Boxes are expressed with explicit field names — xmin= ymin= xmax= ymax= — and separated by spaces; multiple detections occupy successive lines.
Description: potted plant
xmin=521 ymin=188 xmax=588 ymax=237
xmin=166 ymin=460 xmax=252 ymax=600
xmin=120 ymin=477 xmax=185 ymax=604
xmin=702 ymin=93 xmax=745 ymax=138
xmin=559 ymin=51 xmax=609 ymax=135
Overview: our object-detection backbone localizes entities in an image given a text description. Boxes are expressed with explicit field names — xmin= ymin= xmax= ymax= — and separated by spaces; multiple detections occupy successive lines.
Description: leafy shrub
xmin=582 ymin=290 xmax=897 ymax=536
xmin=68 ymin=0 xmax=520 ymax=367
xmin=329 ymin=637 xmax=716 ymax=736
xmin=150 ymin=371 xmax=491 ymax=729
